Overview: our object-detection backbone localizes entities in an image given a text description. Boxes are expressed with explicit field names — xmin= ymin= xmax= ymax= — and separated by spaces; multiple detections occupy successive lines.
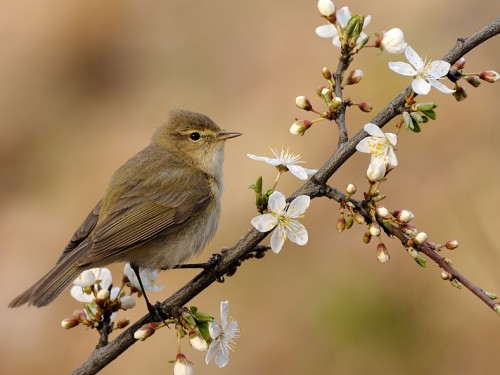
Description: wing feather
xmin=77 ymin=170 xmax=213 ymax=266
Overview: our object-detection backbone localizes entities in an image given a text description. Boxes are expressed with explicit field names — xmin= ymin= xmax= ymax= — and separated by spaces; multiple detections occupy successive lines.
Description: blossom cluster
xmin=61 ymin=265 xmax=162 ymax=330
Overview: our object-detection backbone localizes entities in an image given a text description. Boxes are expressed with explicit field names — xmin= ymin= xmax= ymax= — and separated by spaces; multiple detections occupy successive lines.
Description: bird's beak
xmin=216 ymin=131 xmax=242 ymax=141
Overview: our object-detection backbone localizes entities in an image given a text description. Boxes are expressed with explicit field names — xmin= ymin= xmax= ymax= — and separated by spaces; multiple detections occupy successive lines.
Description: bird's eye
xmin=189 ymin=132 xmax=201 ymax=141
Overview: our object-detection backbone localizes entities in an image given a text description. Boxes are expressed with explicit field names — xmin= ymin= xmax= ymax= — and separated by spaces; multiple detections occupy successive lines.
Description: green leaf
xmin=409 ymin=120 xmax=421 ymax=133
xmin=414 ymin=255 xmax=427 ymax=268
xmin=421 ymin=109 xmax=436 ymax=120
xmin=197 ymin=321 xmax=210 ymax=341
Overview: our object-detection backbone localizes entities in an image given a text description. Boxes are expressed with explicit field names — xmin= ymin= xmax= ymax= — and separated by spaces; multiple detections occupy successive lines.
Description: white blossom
xmin=356 ymin=123 xmax=398 ymax=170
xmin=251 ymin=191 xmax=310 ymax=253
xmin=71 ymin=268 xmax=113 ymax=303
xmin=247 ymin=147 xmax=317 ymax=180
xmin=389 ymin=46 xmax=454 ymax=95
xmin=124 ymin=263 xmax=164 ymax=292
xmin=206 ymin=301 xmax=239 ymax=368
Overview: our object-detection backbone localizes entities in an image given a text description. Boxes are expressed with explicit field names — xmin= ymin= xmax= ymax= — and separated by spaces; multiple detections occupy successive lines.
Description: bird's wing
xmin=56 ymin=200 xmax=103 ymax=263
xmin=77 ymin=171 xmax=213 ymax=267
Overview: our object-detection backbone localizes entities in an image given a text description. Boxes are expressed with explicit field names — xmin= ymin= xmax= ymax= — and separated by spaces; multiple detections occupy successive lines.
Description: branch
xmin=319 ymin=184 xmax=498 ymax=311
xmin=73 ymin=17 xmax=500 ymax=375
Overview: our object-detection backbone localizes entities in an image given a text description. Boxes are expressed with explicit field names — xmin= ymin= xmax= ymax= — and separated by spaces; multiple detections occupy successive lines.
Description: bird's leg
xmin=171 ymin=253 xmax=222 ymax=270
xmin=130 ymin=264 xmax=168 ymax=322
xmin=170 ymin=253 xmax=225 ymax=282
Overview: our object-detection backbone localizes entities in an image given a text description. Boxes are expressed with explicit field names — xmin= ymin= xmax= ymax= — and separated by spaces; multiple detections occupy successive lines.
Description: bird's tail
xmin=8 ymin=242 xmax=92 ymax=308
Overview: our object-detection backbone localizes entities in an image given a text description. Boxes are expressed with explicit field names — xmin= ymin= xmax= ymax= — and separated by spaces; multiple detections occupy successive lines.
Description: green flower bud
xmin=414 ymin=102 xmax=437 ymax=111
xmin=329 ymin=96 xmax=343 ymax=111
xmin=464 ymin=75 xmax=481 ymax=87
xmin=452 ymin=86 xmax=467 ymax=102
xmin=345 ymin=215 xmax=354 ymax=229
xmin=410 ymin=112 xmax=423 ymax=123
xmin=322 ymin=67 xmax=332 ymax=80
xmin=485 ymin=291 xmax=498 ymax=300
xmin=290 ymin=119 xmax=312 ymax=136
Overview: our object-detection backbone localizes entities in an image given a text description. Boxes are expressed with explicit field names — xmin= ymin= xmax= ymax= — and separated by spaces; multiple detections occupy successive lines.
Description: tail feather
xmin=8 ymin=241 xmax=92 ymax=308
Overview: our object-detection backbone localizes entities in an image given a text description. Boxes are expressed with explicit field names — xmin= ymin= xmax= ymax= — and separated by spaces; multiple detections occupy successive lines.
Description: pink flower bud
xmin=413 ymin=232 xmax=428 ymax=245
xmin=346 ymin=69 xmax=363 ymax=85
xmin=376 ymin=243 xmax=390 ymax=263
xmin=357 ymin=102 xmax=372 ymax=112
xmin=61 ymin=318 xmax=79 ymax=329
xmin=451 ymin=57 xmax=466 ymax=71
xmin=295 ymin=96 xmax=312 ymax=111
xmin=396 ymin=210 xmax=413 ymax=223
xmin=479 ymin=70 xmax=499 ymax=83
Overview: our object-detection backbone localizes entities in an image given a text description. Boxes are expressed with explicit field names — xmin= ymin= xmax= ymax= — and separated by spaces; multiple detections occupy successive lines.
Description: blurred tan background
xmin=1 ymin=1 xmax=499 ymax=374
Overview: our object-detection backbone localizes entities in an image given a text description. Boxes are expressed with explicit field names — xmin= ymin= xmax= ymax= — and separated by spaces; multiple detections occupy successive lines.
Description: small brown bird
xmin=9 ymin=109 xmax=241 ymax=308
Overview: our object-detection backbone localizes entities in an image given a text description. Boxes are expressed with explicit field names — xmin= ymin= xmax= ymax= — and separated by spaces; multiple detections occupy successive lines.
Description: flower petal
xmin=287 ymin=195 xmax=310 ymax=218
xmin=388 ymin=61 xmax=416 ymax=76
xmin=267 ymin=191 xmax=286 ymax=215
xmin=286 ymin=223 xmax=308 ymax=246
xmin=70 ymin=286 xmax=94 ymax=303
xmin=315 ymin=24 xmax=337 ymax=38
xmin=205 ymin=341 xmax=219 ymax=364
xmin=428 ymin=61 xmax=451 ymax=78
xmin=246 ymin=154 xmax=280 ymax=166
xmin=251 ymin=213 xmax=277 ymax=233
xmin=405 ymin=46 xmax=423 ymax=70
xmin=386 ymin=147 xmax=398 ymax=167
xmin=224 ymin=320 xmax=239 ymax=337
xmin=385 ymin=132 xmax=398 ymax=147
xmin=363 ymin=14 xmax=372 ymax=28
xmin=220 ymin=300 xmax=229 ymax=328
xmin=363 ymin=123 xmax=385 ymax=137
xmin=356 ymin=138 xmax=372 ymax=153
xmin=287 ymin=164 xmax=308 ymax=180
xmin=429 ymin=79 xmax=455 ymax=94
xmin=97 ymin=268 xmax=113 ymax=290
xmin=412 ymin=78 xmax=431 ymax=95
xmin=288 ymin=223 xmax=309 ymax=246
xmin=336 ymin=6 xmax=351 ymax=27
xmin=270 ymin=227 xmax=285 ymax=253
xmin=215 ymin=350 xmax=229 ymax=368
xmin=208 ymin=320 xmax=221 ymax=340
xmin=332 ymin=36 xmax=341 ymax=47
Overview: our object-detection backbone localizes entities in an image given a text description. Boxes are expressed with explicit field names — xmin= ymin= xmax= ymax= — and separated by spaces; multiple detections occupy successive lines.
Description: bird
xmin=8 ymin=109 xmax=241 ymax=310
